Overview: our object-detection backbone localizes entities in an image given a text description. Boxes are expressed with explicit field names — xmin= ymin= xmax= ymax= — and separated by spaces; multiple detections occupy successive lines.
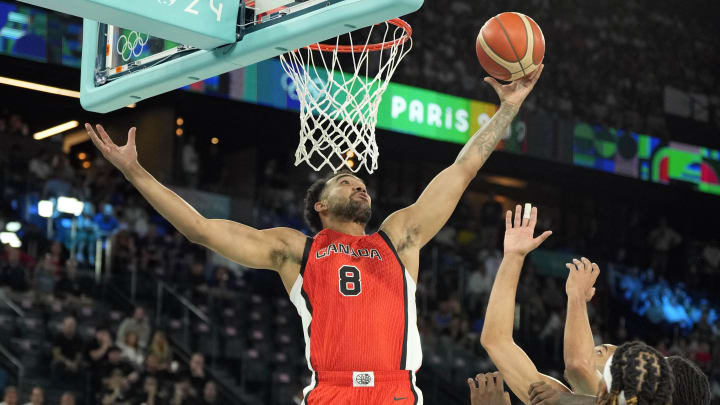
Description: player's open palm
xmin=503 ymin=204 xmax=552 ymax=257
xmin=565 ymin=257 xmax=600 ymax=302
xmin=85 ymin=123 xmax=138 ymax=174
xmin=484 ymin=64 xmax=544 ymax=108
xmin=468 ymin=372 xmax=511 ymax=405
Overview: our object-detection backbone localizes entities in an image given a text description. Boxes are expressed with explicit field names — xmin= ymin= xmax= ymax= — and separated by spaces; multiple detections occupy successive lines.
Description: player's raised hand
xmin=503 ymin=204 xmax=552 ymax=257
xmin=85 ymin=124 xmax=138 ymax=174
xmin=484 ymin=64 xmax=544 ymax=108
xmin=565 ymin=257 xmax=600 ymax=302
xmin=468 ymin=372 xmax=511 ymax=405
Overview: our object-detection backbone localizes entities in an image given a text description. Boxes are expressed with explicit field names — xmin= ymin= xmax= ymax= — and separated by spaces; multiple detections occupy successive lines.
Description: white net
xmin=279 ymin=20 xmax=412 ymax=174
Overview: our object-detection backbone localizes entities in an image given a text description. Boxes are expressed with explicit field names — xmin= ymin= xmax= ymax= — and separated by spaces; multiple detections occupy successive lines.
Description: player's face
xmin=593 ymin=344 xmax=617 ymax=373
xmin=323 ymin=175 xmax=372 ymax=224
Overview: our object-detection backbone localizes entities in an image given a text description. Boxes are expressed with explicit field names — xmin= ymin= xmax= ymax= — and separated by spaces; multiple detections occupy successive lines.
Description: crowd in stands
xmin=2 ymin=100 xmax=720 ymax=404
xmin=402 ymin=0 xmax=720 ymax=136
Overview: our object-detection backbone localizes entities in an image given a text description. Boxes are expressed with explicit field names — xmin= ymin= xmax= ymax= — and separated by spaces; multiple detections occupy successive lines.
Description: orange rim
xmin=306 ymin=18 xmax=412 ymax=53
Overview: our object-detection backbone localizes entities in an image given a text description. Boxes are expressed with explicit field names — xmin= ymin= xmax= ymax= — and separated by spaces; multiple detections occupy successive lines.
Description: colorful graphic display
xmin=0 ymin=0 xmax=82 ymax=67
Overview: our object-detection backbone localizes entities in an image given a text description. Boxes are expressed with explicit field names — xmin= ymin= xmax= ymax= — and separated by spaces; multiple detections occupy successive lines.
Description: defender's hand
xmin=85 ymin=123 xmax=138 ymax=175
xmin=485 ymin=64 xmax=544 ymax=108
xmin=503 ymin=205 xmax=552 ymax=257
xmin=565 ymin=258 xmax=600 ymax=302
xmin=468 ymin=372 xmax=511 ymax=405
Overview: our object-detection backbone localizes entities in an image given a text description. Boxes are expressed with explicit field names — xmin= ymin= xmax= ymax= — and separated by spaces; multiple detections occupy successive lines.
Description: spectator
xmin=86 ymin=327 xmax=114 ymax=391
xmin=100 ymin=369 xmax=130 ymax=405
xmin=465 ymin=265 xmax=492 ymax=313
xmin=33 ymin=253 xmax=57 ymax=306
xmin=648 ymin=217 xmax=682 ymax=275
xmin=169 ymin=380 xmax=191 ymax=405
xmin=28 ymin=152 xmax=51 ymax=183
xmin=117 ymin=306 xmax=151 ymax=350
xmin=199 ymin=381 xmax=221 ymax=405
xmin=7 ymin=114 xmax=28 ymax=137
xmin=479 ymin=193 xmax=502 ymax=248
xmin=75 ymin=202 xmax=98 ymax=266
xmin=0 ymin=386 xmax=17 ymax=405
xmin=182 ymin=353 xmax=208 ymax=399
xmin=21 ymin=387 xmax=43 ymax=405
xmin=0 ymin=247 xmax=29 ymax=295
xmin=59 ymin=392 xmax=74 ymax=405
xmin=148 ymin=331 xmax=172 ymax=370
xmin=132 ymin=376 xmax=161 ymax=405
xmin=54 ymin=258 xmax=92 ymax=307
xmin=207 ymin=266 xmax=236 ymax=302
xmin=93 ymin=203 xmax=119 ymax=238
xmin=98 ymin=346 xmax=137 ymax=386
xmin=182 ymin=262 xmax=208 ymax=304
xmin=117 ymin=331 xmax=144 ymax=368
xmin=181 ymin=136 xmax=200 ymax=189
xmin=52 ymin=317 xmax=84 ymax=384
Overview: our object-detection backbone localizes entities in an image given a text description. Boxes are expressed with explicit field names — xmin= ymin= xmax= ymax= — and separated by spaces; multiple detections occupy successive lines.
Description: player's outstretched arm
xmin=84 ymin=124 xmax=306 ymax=274
xmin=563 ymin=258 xmax=602 ymax=395
xmin=480 ymin=205 xmax=568 ymax=404
xmin=379 ymin=66 xmax=544 ymax=263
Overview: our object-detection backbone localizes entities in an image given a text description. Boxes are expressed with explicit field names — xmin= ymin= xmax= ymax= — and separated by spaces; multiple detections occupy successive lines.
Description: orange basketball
xmin=476 ymin=12 xmax=545 ymax=81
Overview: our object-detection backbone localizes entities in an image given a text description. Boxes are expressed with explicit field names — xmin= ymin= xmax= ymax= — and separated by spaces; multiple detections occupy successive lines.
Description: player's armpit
xmin=192 ymin=220 xmax=307 ymax=273
xmin=484 ymin=340 xmax=570 ymax=405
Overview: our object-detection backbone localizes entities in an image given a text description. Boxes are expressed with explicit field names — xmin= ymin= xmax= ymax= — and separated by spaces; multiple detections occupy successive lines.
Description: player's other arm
xmin=563 ymin=258 xmax=602 ymax=395
xmin=84 ymin=124 xmax=304 ymax=271
xmin=480 ymin=205 xmax=568 ymax=404
xmin=380 ymin=66 xmax=544 ymax=255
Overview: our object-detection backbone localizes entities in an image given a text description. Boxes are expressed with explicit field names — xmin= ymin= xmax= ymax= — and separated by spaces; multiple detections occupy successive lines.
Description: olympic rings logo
xmin=116 ymin=31 xmax=150 ymax=62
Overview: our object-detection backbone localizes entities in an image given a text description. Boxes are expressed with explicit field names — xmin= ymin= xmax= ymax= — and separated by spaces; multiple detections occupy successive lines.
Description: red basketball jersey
xmin=289 ymin=228 xmax=422 ymax=374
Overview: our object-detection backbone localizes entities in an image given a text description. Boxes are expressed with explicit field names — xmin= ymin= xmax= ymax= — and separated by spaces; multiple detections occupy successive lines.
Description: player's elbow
xmin=564 ymin=359 xmax=593 ymax=380
xmin=185 ymin=217 xmax=210 ymax=245
xmin=480 ymin=330 xmax=503 ymax=353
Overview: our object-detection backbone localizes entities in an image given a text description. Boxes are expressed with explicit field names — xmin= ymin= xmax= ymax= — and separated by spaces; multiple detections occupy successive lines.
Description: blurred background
xmin=1 ymin=0 xmax=720 ymax=404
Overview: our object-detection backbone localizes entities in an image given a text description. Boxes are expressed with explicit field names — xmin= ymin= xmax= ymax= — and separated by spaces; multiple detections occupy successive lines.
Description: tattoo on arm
xmin=455 ymin=103 xmax=519 ymax=169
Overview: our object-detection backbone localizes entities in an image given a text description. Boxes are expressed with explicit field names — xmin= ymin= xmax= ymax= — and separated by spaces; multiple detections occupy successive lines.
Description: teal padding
xmin=80 ymin=0 xmax=424 ymax=113
xmin=18 ymin=0 xmax=239 ymax=49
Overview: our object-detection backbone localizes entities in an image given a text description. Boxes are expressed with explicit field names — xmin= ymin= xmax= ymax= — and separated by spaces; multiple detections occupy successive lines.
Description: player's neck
xmin=323 ymin=219 xmax=366 ymax=236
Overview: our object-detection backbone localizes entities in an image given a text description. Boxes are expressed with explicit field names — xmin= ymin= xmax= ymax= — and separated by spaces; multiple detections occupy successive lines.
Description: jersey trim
xmin=299 ymin=237 xmax=313 ymax=276
xmin=409 ymin=370 xmax=418 ymax=404
xmin=377 ymin=230 xmax=409 ymax=370
xmin=303 ymin=371 xmax=317 ymax=404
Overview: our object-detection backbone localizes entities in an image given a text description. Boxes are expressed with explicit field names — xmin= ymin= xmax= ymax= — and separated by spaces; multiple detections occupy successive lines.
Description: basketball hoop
xmin=280 ymin=18 xmax=413 ymax=174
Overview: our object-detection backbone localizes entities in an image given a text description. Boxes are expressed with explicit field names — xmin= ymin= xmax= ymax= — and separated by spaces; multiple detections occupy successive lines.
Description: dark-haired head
xmin=667 ymin=355 xmax=710 ymax=405
xmin=303 ymin=170 xmax=371 ymax=233
xmin=598 ymin=341 xmax=674 ymax=405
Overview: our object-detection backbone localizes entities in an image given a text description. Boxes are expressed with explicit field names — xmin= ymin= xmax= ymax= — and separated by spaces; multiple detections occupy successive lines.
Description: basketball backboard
xmin=79 ymin=0 xmax=423 ymax=113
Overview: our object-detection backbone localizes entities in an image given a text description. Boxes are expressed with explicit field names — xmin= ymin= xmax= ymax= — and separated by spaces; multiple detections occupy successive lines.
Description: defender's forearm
xmin=122 ymin=163 xmax=206 ymax=242
xmin=481 ymin=253 xmax=525 ymax=343
xmin=455 ymin=103 xmax=519 ymax=172
xmin=563 ymin=295 xmax=598 ymax=394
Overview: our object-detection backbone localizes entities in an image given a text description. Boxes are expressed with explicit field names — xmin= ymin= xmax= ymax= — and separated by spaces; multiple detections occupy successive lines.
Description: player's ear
xmin=314 ymin=200 xmax=327 ymax=213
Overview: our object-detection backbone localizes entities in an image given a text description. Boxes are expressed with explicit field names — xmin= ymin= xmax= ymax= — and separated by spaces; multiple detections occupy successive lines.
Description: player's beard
xmin=328 ymin=195 xmax=372 ymax=226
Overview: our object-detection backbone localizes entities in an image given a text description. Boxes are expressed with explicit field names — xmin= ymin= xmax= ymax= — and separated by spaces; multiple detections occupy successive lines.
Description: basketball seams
xmin=493 ymin=15 xmax=527 ymax=77
xmin=477 ymin=31 xmax=514 ymax=79
xmin=515 ymin=13 xmax=536 ymax=68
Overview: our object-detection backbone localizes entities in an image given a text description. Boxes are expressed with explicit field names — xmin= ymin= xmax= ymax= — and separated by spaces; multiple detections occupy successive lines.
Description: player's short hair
xmin=303 ymin=169 xmax=356 ymax=233
xmin=603 ymin=341 xmax=674 ymax=405
xmin=667 ymin=355 xmax=710 ymax=405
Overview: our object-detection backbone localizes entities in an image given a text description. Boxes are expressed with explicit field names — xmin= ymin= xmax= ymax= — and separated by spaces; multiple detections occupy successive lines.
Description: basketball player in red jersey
xmin=84 ymin=65 xmax=543 ymax=404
